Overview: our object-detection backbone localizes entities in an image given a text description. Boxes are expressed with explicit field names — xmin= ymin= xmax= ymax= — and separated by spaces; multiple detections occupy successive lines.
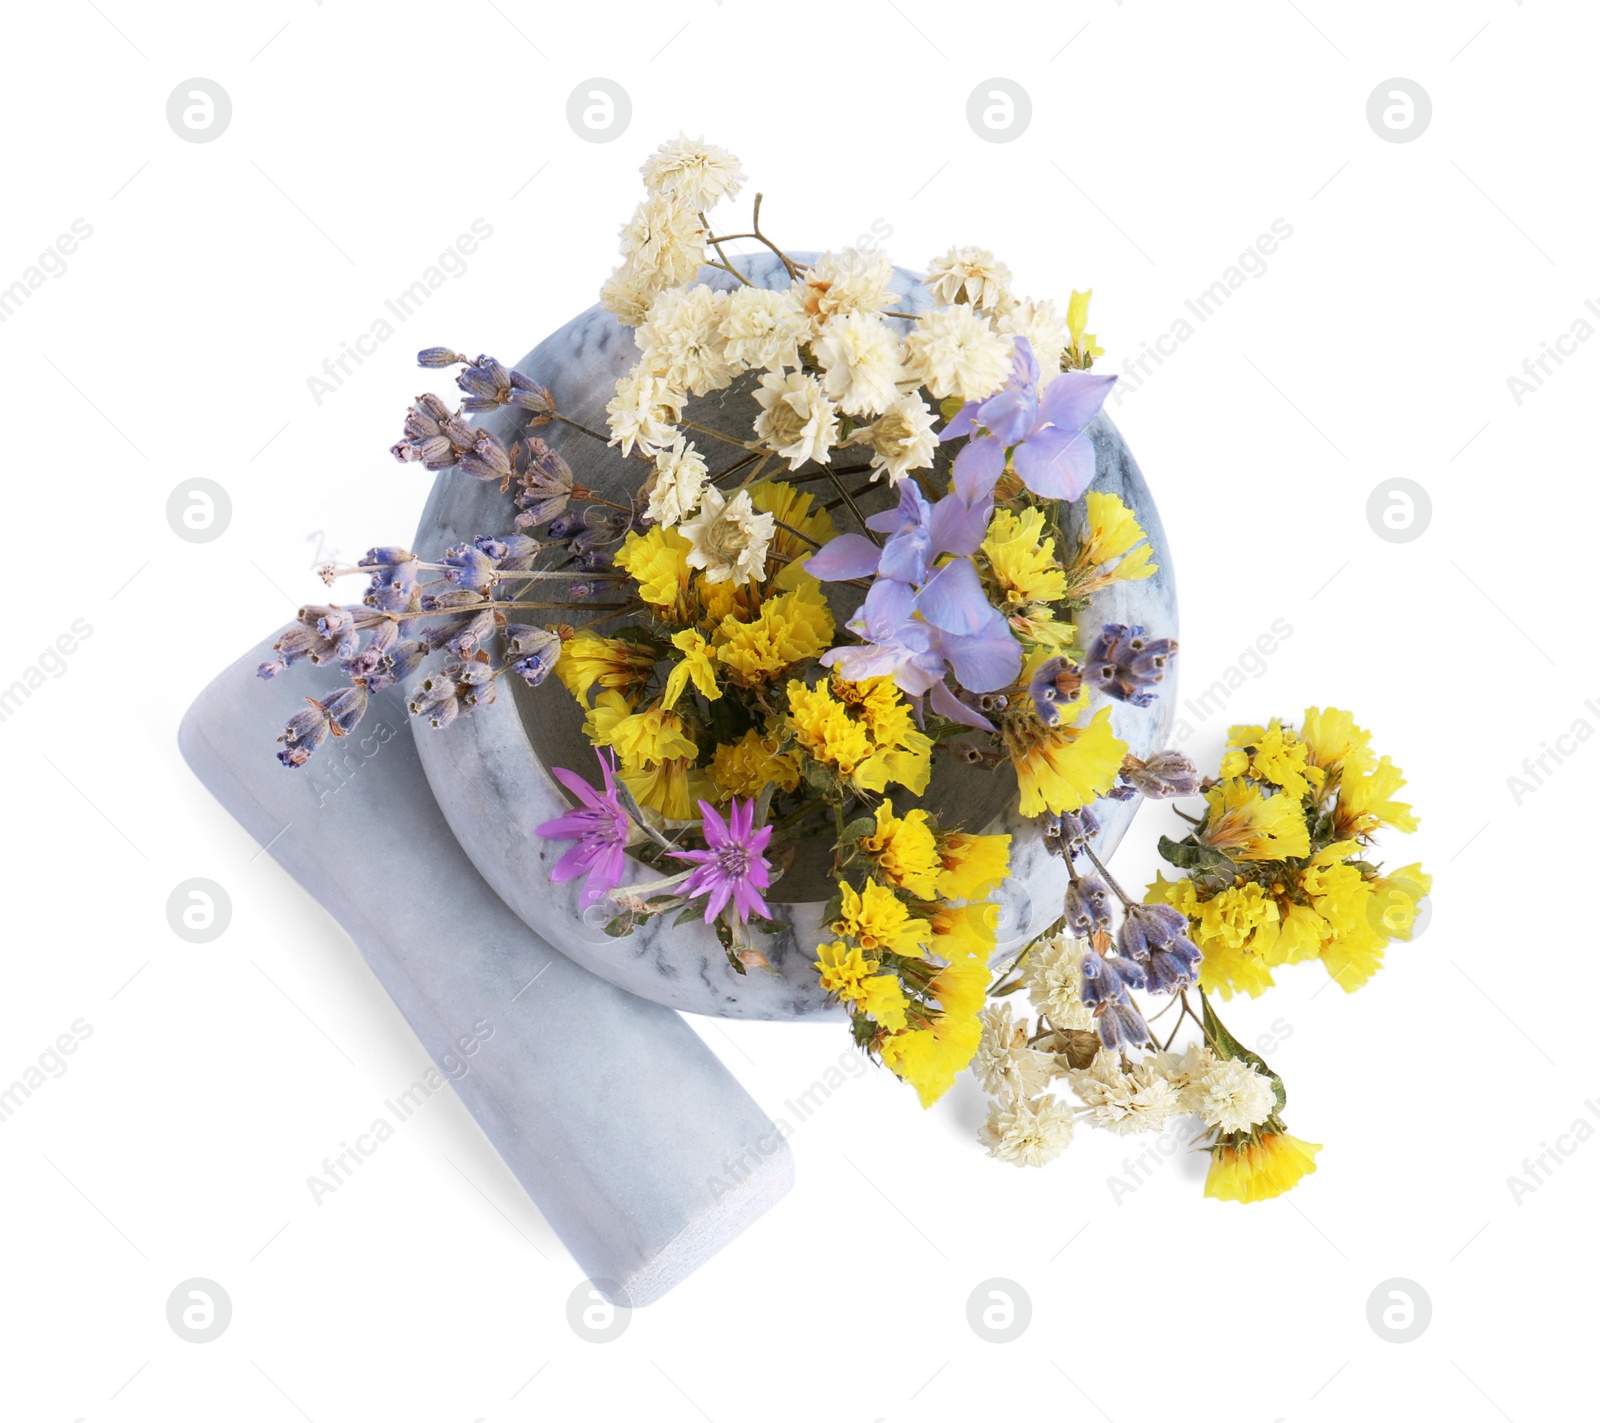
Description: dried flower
xmin=679 ymin=485 xmax=775 ymax=585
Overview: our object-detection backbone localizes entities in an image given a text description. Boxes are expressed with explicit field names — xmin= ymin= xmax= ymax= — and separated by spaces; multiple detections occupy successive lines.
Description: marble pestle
xmin=179 ymin=637 xmax=792 ymax=1306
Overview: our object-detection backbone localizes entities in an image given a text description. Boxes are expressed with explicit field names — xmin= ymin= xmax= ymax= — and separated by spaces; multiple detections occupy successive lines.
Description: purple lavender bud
xmin=257 ymin=657 xmax=286 ymax=680
xmin=546 ymin=513 xmax=584 ymax=541
xmin=493 ymin=534 xmax=540 ymax=572
xmin=391 ymin=394 xmax=475 ymax=468
xmin=442 ymin=542 xmax=498 ymax=592
xmin=321 ymin=685 xmax=368 ymax=737
xmin=407 ymin=676 xmax=459 ymax=730
xmin=1079 ymin=950 xmax=1146 ymax=1007
xmin=458 ymin=429 xmax=513 ymax=483
xmin=1094 ymin=1000 xmax=1151 ymax=1052
xmin=1026 ymin=654 xmax=1084 ymax=727
xmin=1064 ymin=874 xmax=1113 ymax=936
xmin=1142 ymin=935 xmax=1201 ymax=995
xmin=419 ymin=589 xmax=485 ymax=615
xmin=444 ymin=657 xmax=494 ymax=687
xmin=457 ymin=357 xmax=512 ymax=412
xmin=568 ymin=579 xmax=600 ymax=600
xmin=505 ymin=625 xmax=561 ymax=686
xmin=382 ymin=638 xmax=429 ymax=682
xmin=1052 ymin=807 xmax=1100 ymax=851
xmin=509 ymin=373 xmax=555 ymax=419
xmin=444 ymin=609 xmax=497 ymax=658
xmin=1121 ymin=749 xmax=1202 ymax=800
xmin=417 ymin=347 xmax=465 ymax=368
xmin=1117 ymin=903 xmax=1190 ymax=962
xmin=277 ymin=702 xmax=331 ymax=767
xmin=572 ymin=550 xmax=615 ymax=574
xmin=1085 ymin=624 xmax=1178 ymax=708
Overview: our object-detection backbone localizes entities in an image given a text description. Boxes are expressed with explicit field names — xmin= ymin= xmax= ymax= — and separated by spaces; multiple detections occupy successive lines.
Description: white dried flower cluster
xmin=1191 ymin=1055 xmax=1277 ymax=1134
xmin=973 ymin=1002 xmax=1075 ymax=1168
xmin=640 ymin=134 xmax=747 ymax=210
xmin=980 ymin=1092 xmax=1077 ymax=1168
xmin=679 ymin=486 xmax=776 ymax=585
xmin=904 ymin=306 xmax=1014 ymax=402
xmin=643 ymin=437 xmax=708 ymax=528
xmin=1068 ymin=1049 xmax=1180 ymax=1136
xmin=972 ymin=1002 xmax=1058 ymax=1098
xmin=1022 ymin=933 xmax=1094 ymax=1032
xmin=596 ymin=137 xmax=1100 ymax=584
xmin=925 ymin=245 xmax=1014 ymax=312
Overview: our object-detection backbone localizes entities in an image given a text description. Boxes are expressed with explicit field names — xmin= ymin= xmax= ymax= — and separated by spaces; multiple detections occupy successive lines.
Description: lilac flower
xmin=1064 ymin=873 xmax=1113 ymax=937
xmin=671 ymin=797 xmax=775 ymax=924
xmin=1078 ymin=950 xmax=1151 ymax=1051
xmin=805 ymin=480 xmax=1020 ymax=727
xmin=1085 ymin=623 xmax=1177 ymax=707
xmin=391 ymin=393 xmax=475 ymax=469
xmin=1116 ymin=903 xmax=1200 ymax=995
xmin=504 ymin=625 xmax=562 ymax=687
xmin=514 ymin=439 xmax=576 ymax=528
xmin=276 ymin=685 xmax=368 ymax=768
xmin=360 ymin=546 xmax=422 ymax=614
xmin=1118 ymin=748 xmax=1202 ymax=800
xmin=1026 ymin=654 xmax=1083 ymax=727
xmin=939 ymin=338 xmax=1117 ymax=504
xmin=452 ymin=353 xmax=555 ymax=419
xmin=535 ymin=751 xmax=633 ymax=908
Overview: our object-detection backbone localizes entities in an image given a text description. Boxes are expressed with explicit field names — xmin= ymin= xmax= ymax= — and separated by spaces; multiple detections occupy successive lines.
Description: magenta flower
xmin=672 ymin=798 xmax=775 ymax=924
xmin=536 ymin=750 xmax=632 ymax=908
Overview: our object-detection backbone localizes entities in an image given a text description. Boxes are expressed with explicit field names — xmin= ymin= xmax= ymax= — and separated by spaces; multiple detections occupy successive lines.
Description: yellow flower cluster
xmin=1147 ymin=708 xmax=1429 ymax=999
xmin=814 ymin=802 xmax=1011 ymax=1108
xmin=982 ymin=506 xmax=1073 ymax=647
xmin=785 ymin=676 xmax=933 ymax=796
xmin=1063 ymin=491 xmax=1158 ymax=596
xmin=1204 ymin=1130 xmax=1322 ymax=1203
xmin=1004 ymin=694 xmax=1128 ymax=817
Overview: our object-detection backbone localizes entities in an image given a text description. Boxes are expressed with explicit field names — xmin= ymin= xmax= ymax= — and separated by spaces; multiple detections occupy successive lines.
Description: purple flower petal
xmin=1037 ymin=370 xmax=1117 ymax=435
xmin=916 ymin=557 xmax=990 ymax=636
xmin=1012 ymin=426 xmax=1098 ymax=501
xmin=953 ymin=434 xmax=1006 ymax=503
xmin=928 ymin=492 xmax=992 ymax=558
xmin=804 ymin=533 xmax=883 ymax=582
xmin=937 ymin=614 xmax=1023 ymax=693
xmin=929 ymin=676 xmax=996 ymax=731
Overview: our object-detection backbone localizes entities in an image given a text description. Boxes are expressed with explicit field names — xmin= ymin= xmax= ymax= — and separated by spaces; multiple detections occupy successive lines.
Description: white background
xmin=1 ymin=1 xmax=1591 ymax=1419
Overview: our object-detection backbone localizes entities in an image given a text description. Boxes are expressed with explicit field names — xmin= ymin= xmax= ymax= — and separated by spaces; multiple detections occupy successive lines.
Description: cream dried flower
xmin=973 ymin=1002 xmax=1059 ymax=1099
xmin=636 ymin=285 xmax=738 ymax=396
xmin=617 ymin=194 xmax=706 ymax=289
xmin=644 ymin=437 xmax=708 ymax=527
xmin=904 ymin=305 xmax=1013 ymax=402
xmin=720 ymin=286 xmax=807 ymax=372
xmin=980 ymin=1093 xmax=1077 ymax=1167
xmin=679 ymin=485 xmax=775 ymax=585
xmin=796 ymin=247 xmax=897 ymax=327
xmin=813 ymin=311 xmax=906 ymax=417
xmin=999 ymin=298 xmax=1070 ymax=387
xmin=641 ymin=135 xmax=746 ymax=210
xmin=1068 ymin=1049 xmax=1179 ymax=1136
xmin=1153 ymin=1043 xmax=1217 ymax=1115
xmin=925 ymin=245 xmax=1013 ymax=312
xmin=606 ymin=370 xmax=682 ymax=457
xmin=848 ymin=392 xmax=938 ymax=484
xmin=753 ymin=371 xmax=839 ymax=471
xmin=600 ymin=261 xmax=659 ymax=327
xmin=1193 ymin=1057 xmax=1277 ymax=1135
xmin=1023 ymin=933 xmax=1094 ymax=1032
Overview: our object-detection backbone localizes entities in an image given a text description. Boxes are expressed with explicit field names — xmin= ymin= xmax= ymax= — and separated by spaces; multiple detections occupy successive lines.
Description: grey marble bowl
xmin=410 ymin=254 xmax=1178 ymax=1019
